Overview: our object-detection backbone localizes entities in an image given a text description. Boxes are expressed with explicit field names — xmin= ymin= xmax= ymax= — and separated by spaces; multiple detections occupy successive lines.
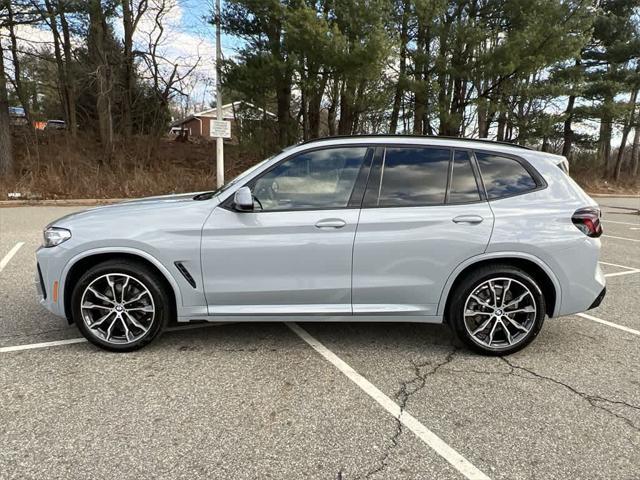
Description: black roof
xmin=298 ymin=134 xmax=531 ymax=150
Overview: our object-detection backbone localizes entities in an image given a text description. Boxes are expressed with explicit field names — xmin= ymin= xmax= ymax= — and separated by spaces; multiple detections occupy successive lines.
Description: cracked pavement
xmin=1 ymin=199 xmax=639 ymax=479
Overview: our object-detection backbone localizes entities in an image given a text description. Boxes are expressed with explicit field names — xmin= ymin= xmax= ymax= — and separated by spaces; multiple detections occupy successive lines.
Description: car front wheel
xmin=71 ymin=260 xmax=170 ymax=352
xmin=449 ymin=265 xmax=546 ymax=355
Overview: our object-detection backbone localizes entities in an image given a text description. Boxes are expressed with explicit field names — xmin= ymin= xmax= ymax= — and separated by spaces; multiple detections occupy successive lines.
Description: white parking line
xmin=0 ymin=338 xmax=87 ymax=353
xmin=604 ymin=270 xmax=640 ymax=278
xmin=602 ymin=219 xmax=640 ymax=226
xmin=0 ymin=323 xmax=232 ymax=354
xmin=599 ymin=261 xmax=639 ymax=270
xmin=0 ymin=242 xmax=25 ymax=272
xmin=602 ymin=234 xmax=640 ymax=243
xmin=286 ymin=322 xmax=491 ymax=480
xmin=599 ymin=260 xmax=640 ymax=278
xmin=576 ymin=313 xmax=640 ymax=337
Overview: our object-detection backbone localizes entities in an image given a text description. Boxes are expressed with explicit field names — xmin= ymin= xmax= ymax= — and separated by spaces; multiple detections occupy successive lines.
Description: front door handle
xmin=315 ymin=218 xmax=346 ymax=229
xmin=452 ymin=215 xmax=484 ymax=224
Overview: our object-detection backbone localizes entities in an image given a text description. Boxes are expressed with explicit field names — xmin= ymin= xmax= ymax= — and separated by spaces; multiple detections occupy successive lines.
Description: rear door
xmin=352 ymin=146 xmax=494 ymax=316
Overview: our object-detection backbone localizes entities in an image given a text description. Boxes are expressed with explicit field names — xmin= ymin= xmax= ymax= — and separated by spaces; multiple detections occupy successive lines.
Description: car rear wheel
xmin=449 ymin=265 xmax=546 ymax=355
xmin=71 ymin=260 xmax=170 ymax=352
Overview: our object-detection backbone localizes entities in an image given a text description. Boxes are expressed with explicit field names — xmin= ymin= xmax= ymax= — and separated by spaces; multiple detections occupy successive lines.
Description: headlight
xmin=43 ymin=227 xmax=72 ymax=247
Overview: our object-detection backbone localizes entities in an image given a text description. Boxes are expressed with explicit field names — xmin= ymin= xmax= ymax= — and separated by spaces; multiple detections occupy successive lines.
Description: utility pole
xmin=215 ymin=0 xmax=224 ymax=188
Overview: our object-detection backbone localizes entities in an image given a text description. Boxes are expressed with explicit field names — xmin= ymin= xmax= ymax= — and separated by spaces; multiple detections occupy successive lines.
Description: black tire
xmin=448 ymin=264 xmax=546 ymax=356
xmin=71 ymin=260 xmax=171 ymax=352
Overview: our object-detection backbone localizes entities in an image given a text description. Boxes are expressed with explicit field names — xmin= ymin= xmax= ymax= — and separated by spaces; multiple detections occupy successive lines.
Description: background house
xmin=171 ymin=101 xmax=276 ymax=143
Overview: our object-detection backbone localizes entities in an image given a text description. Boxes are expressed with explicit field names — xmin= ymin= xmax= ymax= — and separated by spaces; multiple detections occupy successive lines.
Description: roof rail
xmin=298 ymin=134 xmax=532 ymax=150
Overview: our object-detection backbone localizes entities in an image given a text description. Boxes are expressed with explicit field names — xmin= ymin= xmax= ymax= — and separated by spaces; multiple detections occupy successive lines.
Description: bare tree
xmin=41 ymin=0 xmax=78 ymax=136
xmin=0 ymin=0 xmax=43 ymax=174
xmin=0 ymin=37 xmax=14 ymax=175
xmin=121 ymin=0 xmax=148 ymax=136
xmin=6 ymin=1 xmax=32 ymax=125
xmin=136 ymin=0 xmax=200 ymax=137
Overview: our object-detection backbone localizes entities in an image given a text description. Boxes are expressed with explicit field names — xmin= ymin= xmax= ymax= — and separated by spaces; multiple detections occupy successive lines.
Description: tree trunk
xmin=390 ymin=0 xmax=409 ymax=134
xmin=352 ymin=79 xmax=367 ymax=134
xmin=562 ymin=94 xmax=576 ymax=159
xmin=300 ymin=87 xmax=309 ymax=141
xmin=338 ymin=77 xmax=357 ymax=135
xmin=614 ymin=86 xmax=638 ymax=181
xmin=276 ymin=71 xmax=293 ymax=146
xmin=599 ymin=92 xmax=613 ymax=176
xmin=44 ymin=0 xmax=71 ymax=128
xmin=630 ymin=124 xmax=640 ymax=177
xmin=58 ymin=2 xmax=77 ymax=136
xmin=88 ymin=0 xmax=114 ymax=157
xmin=0 ymin=39 xmax=14 ymax=176
xmin=477 ymin=97 xmax=488 ymax=138
xmin=413 ymin=23 xmax=426 ymax=135
xmin=541 ymin=136 xmax=549 ymax=152
xmin=6 ymin=1 xmax=32 ymax=125
xmin=308 ymin=70 xmax=328 ymax=139
xmin=327 ymin=79 xmax=339 ymax=136
xmin=436 ymin=17 xmax=454 ymax=136
xmin=121 ymin=0 xmax=135 ymax=137
xmin=496 ymin=109 xmax=506 ymax=141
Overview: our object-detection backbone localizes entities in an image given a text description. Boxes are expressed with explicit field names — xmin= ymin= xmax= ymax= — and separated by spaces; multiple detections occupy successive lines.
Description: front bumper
xmin=35 ymin=245 xmax=69 ymax=318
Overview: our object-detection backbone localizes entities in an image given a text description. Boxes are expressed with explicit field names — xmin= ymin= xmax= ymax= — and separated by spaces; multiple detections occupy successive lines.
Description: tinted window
xmin=252 ymin=147 xmax=367 ymax=211
xmin=376 ymin=147 xmax=450 ymax=207
xmin=476 ymin=152 xmax=537 ymax=199
xmin=449 ymin=150 xmax=481 ymax=203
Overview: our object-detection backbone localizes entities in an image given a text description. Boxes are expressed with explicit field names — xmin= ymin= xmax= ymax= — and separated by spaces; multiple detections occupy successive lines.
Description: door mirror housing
xmin=233 ymin=186 xmax=254 ymax=211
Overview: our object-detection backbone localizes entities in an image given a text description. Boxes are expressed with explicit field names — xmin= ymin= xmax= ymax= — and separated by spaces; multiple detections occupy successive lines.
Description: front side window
xmin=449 ymin=150 xmax=481 ymax=203
xmin=252 ymin=147 xmax=368 ymax=211
xmin=475 ymin=152 xmax=538 ymax=199
xmin=376 ymin=147 xmax=450 ymax=207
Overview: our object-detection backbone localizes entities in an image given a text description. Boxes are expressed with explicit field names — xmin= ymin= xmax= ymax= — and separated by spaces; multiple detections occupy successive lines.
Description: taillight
xmin=572 ymin=207 xmax=602 ymax=238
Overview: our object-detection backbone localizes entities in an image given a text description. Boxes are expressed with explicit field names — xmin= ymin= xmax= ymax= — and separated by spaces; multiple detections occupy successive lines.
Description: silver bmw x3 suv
xmin=36 ymin=136 xmax=605 ymax=355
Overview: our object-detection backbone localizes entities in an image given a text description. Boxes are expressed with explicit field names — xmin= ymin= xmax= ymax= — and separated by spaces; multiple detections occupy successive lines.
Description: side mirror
xmin=233 ymin=186 xmax=254 ymax=211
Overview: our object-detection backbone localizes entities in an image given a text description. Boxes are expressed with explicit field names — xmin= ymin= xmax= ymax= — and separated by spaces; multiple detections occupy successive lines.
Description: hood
xmin=48 ymin=191 xmax=218 ymax=228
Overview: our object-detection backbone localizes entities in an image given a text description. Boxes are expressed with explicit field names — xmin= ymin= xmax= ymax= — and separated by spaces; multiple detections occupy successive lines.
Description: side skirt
xmin=176 ymin=313 xmax=444 ymax=324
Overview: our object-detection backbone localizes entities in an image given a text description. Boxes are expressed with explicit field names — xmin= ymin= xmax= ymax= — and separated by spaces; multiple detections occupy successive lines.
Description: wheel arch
xmin=439 ymin=253 xmax=561 ymax=320
xmin=61 ymin=248 xmax=181 ymax=323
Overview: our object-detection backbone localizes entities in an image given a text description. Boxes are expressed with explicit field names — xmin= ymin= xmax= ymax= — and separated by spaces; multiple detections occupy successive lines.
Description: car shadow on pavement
xmin=159 ymin=321 xmax=459 ymax=354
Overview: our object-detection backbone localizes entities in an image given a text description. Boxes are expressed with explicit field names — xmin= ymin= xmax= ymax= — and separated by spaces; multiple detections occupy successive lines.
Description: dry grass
xmin=0 ymin=130 xmax=261 ymax=200
xmin=571 ymin=170 xmax=639 ymax=195
xmin=2 ymin=130 xmax=638 ymax=199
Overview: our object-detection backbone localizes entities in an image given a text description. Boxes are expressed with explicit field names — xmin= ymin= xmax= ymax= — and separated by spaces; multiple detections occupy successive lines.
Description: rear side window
xmin=475 ymin=152 xmax=537 ymax=199
xmin=376 ymin=147 xmax=450 ymax=206
xmin=449 ymin=150 xmax=481 ymax=203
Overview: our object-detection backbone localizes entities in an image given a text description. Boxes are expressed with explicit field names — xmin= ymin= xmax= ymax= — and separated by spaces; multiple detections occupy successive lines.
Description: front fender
xmin=59 ymin=246 xmax=185 ymax=319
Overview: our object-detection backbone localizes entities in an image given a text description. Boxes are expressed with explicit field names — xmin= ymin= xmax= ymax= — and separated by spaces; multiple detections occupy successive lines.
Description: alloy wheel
xmin=463 ymin=277 xmax=537 ymax=351
xmin=80 ymin=273 xmax=155 ymax=344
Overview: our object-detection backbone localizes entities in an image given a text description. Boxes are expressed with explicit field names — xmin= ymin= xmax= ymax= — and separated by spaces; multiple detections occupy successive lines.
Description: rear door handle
xmin=452 ymin=215 xmax=484 ymax=224
xmin=315 ymin=218 xmax=346 ymax=229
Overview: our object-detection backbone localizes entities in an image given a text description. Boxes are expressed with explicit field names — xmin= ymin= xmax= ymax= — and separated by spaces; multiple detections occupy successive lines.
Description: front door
xmin=352 ymin=147 xmax=494 ymax=316
xmin=201 ymin=146 xmax=372 ymax=316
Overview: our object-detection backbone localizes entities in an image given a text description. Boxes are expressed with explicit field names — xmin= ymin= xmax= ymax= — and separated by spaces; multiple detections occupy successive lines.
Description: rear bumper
xmin=588 ymin=286 xmax=606 ymax=310
xmin=552 ymin=238 xmax=606 ymax=317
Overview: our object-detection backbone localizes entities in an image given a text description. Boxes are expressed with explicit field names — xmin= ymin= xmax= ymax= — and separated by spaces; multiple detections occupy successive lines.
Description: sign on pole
xmin=210 ymin=119 xmax=231 ymax=139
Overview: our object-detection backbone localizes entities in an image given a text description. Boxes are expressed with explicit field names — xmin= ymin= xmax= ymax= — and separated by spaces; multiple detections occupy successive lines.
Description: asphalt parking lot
xmin=1 ymin=198 xmax=638 ymax=480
